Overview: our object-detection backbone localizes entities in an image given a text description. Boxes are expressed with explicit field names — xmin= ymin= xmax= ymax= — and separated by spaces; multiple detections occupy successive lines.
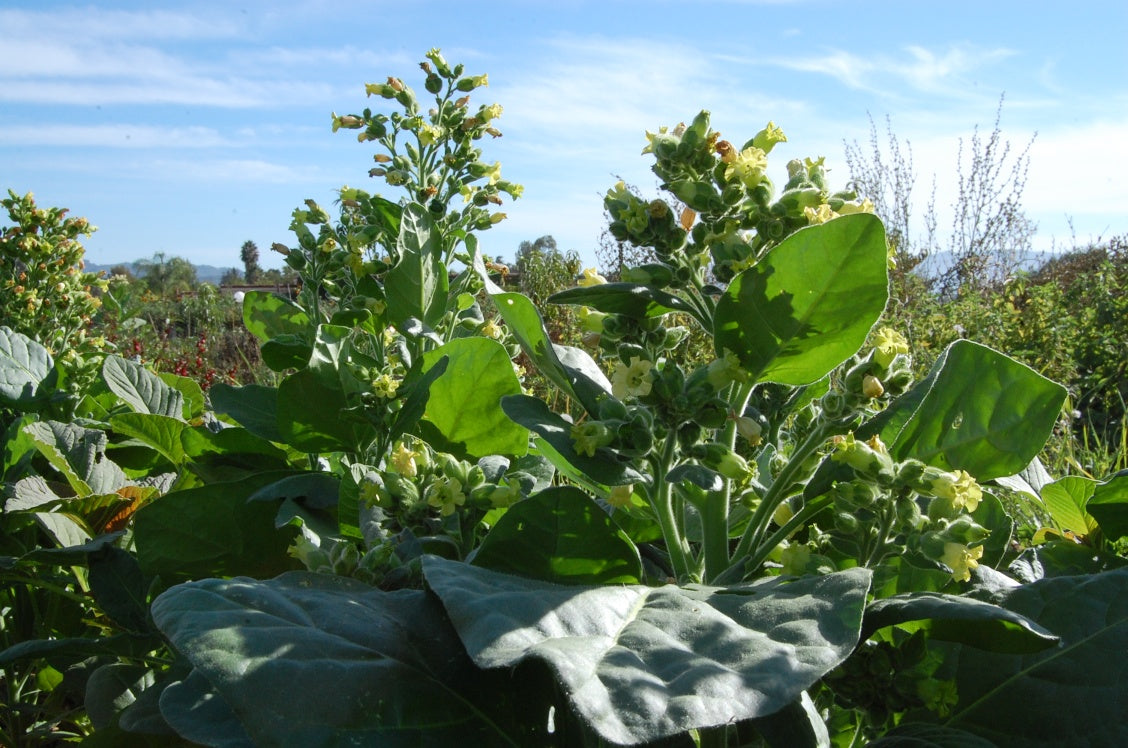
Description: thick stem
xmin=723 ymin=424 xmax=832 ymax=579
xmin=649 ymin=431 xmax=694 ymax=582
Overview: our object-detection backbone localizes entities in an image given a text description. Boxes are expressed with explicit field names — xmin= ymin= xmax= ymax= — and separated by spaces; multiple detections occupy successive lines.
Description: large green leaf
xmin=932 ymin=567 xmax=1128 ymax=745
xmin=501 ymin=394 xmax=643 ymax=486
xmin=23 ymin=420 xmax=126 ymax=495
xmin=869 ymin=723 xmax=997 ymax=747
xmin=1040 ymin=476 xmax=1100 ymax=537
xmin=877 ymin=341 xmax=1066 ymax=479
xmin=150 ymin=572 xmax=519 ymax=746
xmin=208 ymin=384 xmax=284 ymax=444
xmin=1087 ymin=472 xmax=1128 ymax=541
xmin=241 ymin=291 xmax=310 ymax=343
xmin=474 ymin=251 xmax=610 ymax=415
xmin=424 ymin=556 xmax=872 ymax=745
xmin=158 ymin=669 xmax=252 ymax=747
xmin=420 ymin=337 xmax=527 ymax=459
xmin=861 ymin=592 xmax=1057 ymax=654
xmin=275 ymin=368 xmax=354 ymax=453
xmin=549 ymin=283 xmax=701 ymax=322
xmin=0 ymin=325 xmax=57 ymax=408
xmin=713 ymin=214 xmax=888 ymax=385
xmin=110 ymin=413 xmax=188 ymax=466
xmin=102 ymin=355 xmax=185 ymax=419
xmin=385 ymin=202 xmax=448 ymax=329
xmin=133 ymin=472 xmax=300 ymax=582
xmin=472 ymin=487 xmax=642 ymax=584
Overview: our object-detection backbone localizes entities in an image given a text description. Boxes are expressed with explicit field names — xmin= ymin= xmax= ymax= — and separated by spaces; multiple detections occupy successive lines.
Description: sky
xmin=2 ymin=0 xmax=1126 ymax=272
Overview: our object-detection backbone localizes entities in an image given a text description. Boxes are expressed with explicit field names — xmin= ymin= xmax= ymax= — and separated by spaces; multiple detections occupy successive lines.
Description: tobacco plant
xmin=2 ymin=52 xmax=1127 ymax=747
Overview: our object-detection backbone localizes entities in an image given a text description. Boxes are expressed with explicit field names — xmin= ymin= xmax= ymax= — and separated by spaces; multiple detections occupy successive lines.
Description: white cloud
xmin=0 ymin=7 xmax=243 ymax=41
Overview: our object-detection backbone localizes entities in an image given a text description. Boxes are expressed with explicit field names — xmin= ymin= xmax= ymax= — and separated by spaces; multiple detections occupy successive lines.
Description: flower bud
xmin=831 ymin=432 xmax=894 ymax=479
xmin=693 ymin=442 xmax=753 ymax=483
xmin=455 ymin=74 xmax=488 ymax=92
xmin=862 ymin=374 xmax=885 ymax=399
xmin=750 ymin=121 xmax=787 ymax=154
xmin=571 ymin=421 xmax=615 ymax=457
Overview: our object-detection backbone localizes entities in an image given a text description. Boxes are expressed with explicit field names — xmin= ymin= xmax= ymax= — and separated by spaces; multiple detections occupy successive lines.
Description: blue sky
xmin=2 ymin=0 xmax=1126 ymax=271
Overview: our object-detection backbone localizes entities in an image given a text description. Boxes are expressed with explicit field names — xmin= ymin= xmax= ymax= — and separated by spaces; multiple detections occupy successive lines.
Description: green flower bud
xmin=895 ymin=495 xmax=923 ymax=530
xmin=831 ymin=432 xmax=895 ymax=479
xmin=571 ymin=421 xmax=616 ymax=457
xmin=620 ymin=263 xmax=674 ymax=287
xmin=693 ymin=442 xmax=754 ymax=483
xmin=749 ymin=121 xmax=787 ymax=154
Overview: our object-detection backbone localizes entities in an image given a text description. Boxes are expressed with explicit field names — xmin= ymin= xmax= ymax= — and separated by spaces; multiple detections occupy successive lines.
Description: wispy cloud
xmin=764 ymin=43 xmax=1017 ymax=100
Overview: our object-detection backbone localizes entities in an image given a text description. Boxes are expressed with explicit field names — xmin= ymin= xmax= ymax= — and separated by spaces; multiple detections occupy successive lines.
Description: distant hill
xmin=85 ymin=261 xmax=238 ymax=285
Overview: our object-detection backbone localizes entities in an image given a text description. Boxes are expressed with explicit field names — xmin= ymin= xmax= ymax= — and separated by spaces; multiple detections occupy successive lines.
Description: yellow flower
xmin=780 ymin=543 xmax=811 ymax=576
xmin=872 ymin=326 xmax=910 ymax=368
xmin=941 ymin=542 xmax=984 ymax=583
xmin=577 ymin=267 xmax=607 ymax=287
xmin=480 ymin=319 xmax=503 ymax=339
xmin=611 ymin=357 xmax=654 ymax=399
xmin=372 ymin=373 xmax=399 ymax=399
xmin=837 ymin=197 xmax=875 ymax=215
xmin=926 ymin=469 xmax=983 ymax=513
xmin=724 ymin=146 xmax=768 ymax=187
xmin=389 ymin=442 xmax=419 ymax=478
xmin=571 ymin=421 xmax=614 ymax=457
xmin=751 ymin=121 xmax=787 ymax=154
xmin=427 ymin=476 xmax=466 ymax=517
xmin=608 ymin=483 xmax=634 ymax=509
xmin=803 ymin=204 xmax=838 ymax=225
xmin=418 ymin=123 xmax=444 ymax=146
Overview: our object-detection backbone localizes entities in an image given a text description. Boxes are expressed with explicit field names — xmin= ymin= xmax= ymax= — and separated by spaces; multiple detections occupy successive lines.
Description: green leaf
xmin=424 ymin=556 xmax=871 ymax=745
xmin=158 ymin=669 xmax=253 ymax=747
xmin=208 ymin=383 xmax=284 ymax=444
xmin=23 ymin=420 xmax=126 ymax=495
xmin=150 ymin=572 xmax=518 ymax=745
xmin=247 ymin=472 xmax=339 ymax=510
xmin=88 ymin=546 xmax=150 ymax=633
xmin=420 ymin=338 xmax=527 ymax=459
xmin=109 ymin=413 xmax=188 ymax=466
xmin=157 ymin=372 xmax=205 ymax=420
xmin=501 ymin=395 xmax=643 ymax=486
xmin=275 ymin=368 xmax=354 ymax=453
xmin=385 ymin=203 xmax=448 ymax=329
xmin=85 ymin=663 xmax=156 ymax=730
xmin=1087 ymin=472 xmax=1128 ymax=540
xmin=882 ymin=341 xmax=1065 ymax=479
xmin=472 ymin=487 xmax=642 ymax=584
xmin=1040 ymin=476 xmax=1099 ymax=537
xmin=0 ymin=325 xmax=57 ymax=408
xmin=861 ymin=592 xmax=1058 ymax=654
xmin=102 ymin=355 xmax=185 ymax=419
xmin=713 ymin=214 xmax=888 ymax=385
xmin=746 ymin=691 xmax=830 ymax=748
xmin=475 ymin=252 xmax=610 ymax=414
xmin=133 ymin=472 xmax=301 ymax=582
xmin=549 ymin=283 xmax=701 ymax=323
xmin=242 ymin=291 xmax=310 ymax=343
xmin=260 ymin=334 xmax=313 ymax=372
xmin=937 ymin=567 xmax=1128 ymax=745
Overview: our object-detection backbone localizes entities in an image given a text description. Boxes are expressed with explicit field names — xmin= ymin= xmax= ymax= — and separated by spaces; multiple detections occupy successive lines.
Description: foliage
xmin=0 ymin=190 xmax=109 ymax=411
xmin=239 ymin=240 xmax=261 ymax=284
xmin=1 ymin=53 xmax=1126 ymax=748
xmin=133 ymin=252 xmax=198 ymax=297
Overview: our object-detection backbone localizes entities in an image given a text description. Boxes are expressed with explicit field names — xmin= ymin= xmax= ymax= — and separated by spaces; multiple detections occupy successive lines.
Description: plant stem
xmin=721 ymin=424 xmax=832 ymax=581
xmin=649 ymin=431 xmax=694 ymax=582
xmin=698 ymin=725 xmax=729 ymax=748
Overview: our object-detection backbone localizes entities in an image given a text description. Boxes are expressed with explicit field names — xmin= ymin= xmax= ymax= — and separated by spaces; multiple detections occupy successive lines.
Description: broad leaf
xmin=23 ymin=420 xmax=126 ymax=495
xmin=208 ymin=384 xmax=284 ymax=444
xmin=420 ymin=338 xmax=527 ymax=459
xmin=102 ymin=356 xmax=185 ymax=419
xmin=241 ymin=291 xmax=309 ymax=343
xmin=501 ymin=394 xmax=644 ymax=486
xmin=85 ymin=663 xmax=156 ymax=730
xmin=1087 ymin=472 xmax=1128 ymax=540
xmin=861 ymin=592 xmax=1057 ymax=654
xmin=875 ymin=341 xmax=1066 ymax=479
xmin=0 ymin=325 xmax=57 ymax=408
xmin=385 ymin=203 xmax=447 ymax=329
xmin=935 ymin=567 xmax=1128 ymax=745
xmin=150 ymin=572 xmax=517 ymax=745
xmin=110 ymin=413 xmax=188 ymax=466
xmin=550 ymin=283 xmax=701 ymax=323
xmin=713 ymin=214 xmax=888 ymax=385
xmin=159 ymin=669 xmax=254 ymax=747
xmin=472 ymin=487 xmax=642 ymax=584
xmin=1040 ymin=476 xmax=1099 ymax=537
xmin=133 ymin=472 xmax=301 ymax=582
xmin=869 ymin=723 xmax=997 ymax=747
xmin=424 ymin=556 xmax=872 ymax=745
xmin=158 ymin=372 xmax=206 ymax=420
xmin=275 ymin=368 xmax=355 ymax=453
